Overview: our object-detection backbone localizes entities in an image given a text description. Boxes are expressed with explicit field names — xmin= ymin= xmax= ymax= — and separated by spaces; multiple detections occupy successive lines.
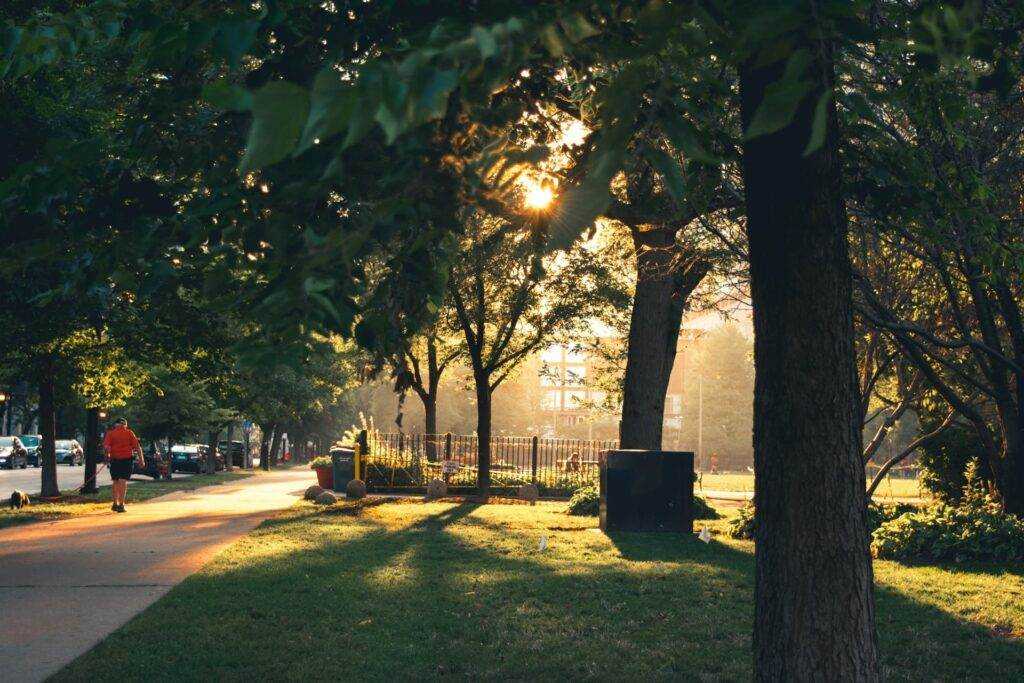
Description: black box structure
xmin=331 ymin=447 xmax=356 ymax=493
xmin=599 ymin=450 xmax=695 ymax=532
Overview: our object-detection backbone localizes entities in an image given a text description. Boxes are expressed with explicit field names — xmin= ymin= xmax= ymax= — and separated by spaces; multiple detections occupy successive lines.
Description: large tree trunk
xmin=619 ymin=226 xmax=709 ymax=449
xmin=82 ymin=407 xmax=100 ymax=494
xmin=207 ymin=429 xmax=220 ymax=475
xmin=38 ymin=356 xmax=59 ymax=498
xmin=268 ymin=425 xmax=282 ymax=469
xmin=424 ymin=394 xmax=439 ymax=462
xmin=259 ymin=426 xmax=272 ymax=471
xmin=739 ymin=36 xmax=880 ymax=681
xmin=994 ymin=403 xmax=1024 ymax=515
xmin=474 ymin=375 xmax=492 ymax=498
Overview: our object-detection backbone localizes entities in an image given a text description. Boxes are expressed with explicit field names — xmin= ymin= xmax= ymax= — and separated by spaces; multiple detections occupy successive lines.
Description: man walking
xmin=102 ymin=418 xmax=143 ymax=512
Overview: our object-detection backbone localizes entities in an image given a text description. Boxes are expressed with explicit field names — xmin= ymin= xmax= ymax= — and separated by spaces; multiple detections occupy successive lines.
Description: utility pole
xmin=697 ymin=372 xmax=704 ymax=470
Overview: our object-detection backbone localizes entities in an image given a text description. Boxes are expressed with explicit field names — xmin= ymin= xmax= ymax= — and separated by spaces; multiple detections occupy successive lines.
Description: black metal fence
xmin=361 ymin=432 xmax=618 ymax=496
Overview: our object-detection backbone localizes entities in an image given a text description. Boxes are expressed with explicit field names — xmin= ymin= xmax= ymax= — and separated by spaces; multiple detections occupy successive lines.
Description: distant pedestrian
xmin=102 ymin=418 xmax=143 ymax=513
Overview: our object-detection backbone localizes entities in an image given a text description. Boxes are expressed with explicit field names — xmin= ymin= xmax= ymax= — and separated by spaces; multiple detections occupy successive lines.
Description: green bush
xmin=693 ymin=496 xmax=721 ymax=520
xmin=309 ymin=456 xmax=333 ymax=470
xmin=872 ymin=462 xmax=1024 ymax=563
xmin=867 ymin=501 xmax=917 ymax=531
xmin=728 ymin=502 xmax=756 ymax=539
xmin=727 ymin=501 xmax=918 ymax=541
xmin=872 ymin=500 xmax=1024 ymax=563
xmin=567 ymin=486 xmax=599 ymax=516
xmin=566 ymin=487 xmax=723 ymax=520
xmin=917 ymin=423 xmax=984 ymax=504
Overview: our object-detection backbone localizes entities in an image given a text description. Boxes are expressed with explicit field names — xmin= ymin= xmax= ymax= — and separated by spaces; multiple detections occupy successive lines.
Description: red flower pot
xmin=315 ymin=466 xmax=333 ymax=490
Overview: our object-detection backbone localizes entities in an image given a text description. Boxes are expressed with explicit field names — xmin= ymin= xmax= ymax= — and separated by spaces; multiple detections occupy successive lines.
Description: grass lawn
xmin=55 ymin=497 xmax=1022 ymax=681
xmin=700 ymin=471 xmax=925 ymax=500
xmin=0 ymin=471 xmax=253 ymax=529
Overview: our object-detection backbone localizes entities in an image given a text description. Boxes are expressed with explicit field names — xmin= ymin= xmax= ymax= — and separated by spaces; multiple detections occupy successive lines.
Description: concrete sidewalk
xmin=0 ymin=467 xmax=309 ymax=682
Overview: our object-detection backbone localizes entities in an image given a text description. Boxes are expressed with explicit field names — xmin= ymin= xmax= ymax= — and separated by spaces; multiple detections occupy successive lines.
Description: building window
xmin=541 ymin=390 xmax=561 ymax=410
xmin=564 ymin=365 xmax=586 ymax=384
xmin=564 ymin=390 xmax=587 ymax=410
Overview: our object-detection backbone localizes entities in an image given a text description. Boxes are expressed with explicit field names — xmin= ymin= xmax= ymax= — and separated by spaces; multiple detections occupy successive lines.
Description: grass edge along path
xmin=55 ymin=499 xmax=1023 ymax=681
xmin=0 ymin=471 xmax=254 ymax=530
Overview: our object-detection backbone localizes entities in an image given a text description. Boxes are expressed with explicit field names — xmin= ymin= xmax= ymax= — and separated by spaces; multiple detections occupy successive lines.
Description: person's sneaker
xmin=111 ymin=503 xmax=118 ymax=512
xmin=115 ymin=504 xmax=126 ymax=513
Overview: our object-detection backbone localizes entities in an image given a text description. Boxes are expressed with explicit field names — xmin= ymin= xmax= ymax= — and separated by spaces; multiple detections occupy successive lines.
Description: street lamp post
xmin=0 ymin=391 xmax=7 ymax=436
xmin=83 ymin=407 xmax=104 ymax=494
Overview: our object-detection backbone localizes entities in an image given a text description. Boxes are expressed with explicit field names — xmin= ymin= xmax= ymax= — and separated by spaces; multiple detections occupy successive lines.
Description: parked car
xmin=131 ymin=443 xmax=170 ymax=480
xmin=218 ymin=440 xmax=246 ymax=467
xmin=170 ymin=444 xmax=223 ymax=473
xmin=55 ymin=439 xmax=83 ymax=466
xmin=18 ymin=434 xmax=41 ymax=466
xmin=0 ymin=436 xmax=28 ymax=469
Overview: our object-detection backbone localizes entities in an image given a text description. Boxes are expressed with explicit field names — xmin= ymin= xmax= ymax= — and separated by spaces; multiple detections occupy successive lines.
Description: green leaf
xmin=298 ymin=69 xmax=356 ymax=152
xmin=538 ymin=24 xmax=565 ymax=57
xmin=745 ymin=49 xmax=816 ymax=140
xmin=559 ymin=13 xmax=600 ymax=43
xmin=660 ymin=115 xmax=718 ymax=166
xmin=744 ymin=78 xmax=814 ymax=140
xmin=214 ymin=17 xmax=259 ymax=68
xmin=240 ymin=81 xmax=310 ymax=173
xmin=642 ymin=146 xmax=686 ymax=203
xmin=802 ymin=90 xmax=830 ymax=157
xmin=202 ymin=80 xmax=252 ymax=111
xmin=417 ymin=68 xmax=458 ymax=122
xmin=303 ymin=276 xmax=335 ymax=295
xmin=471 ymin=25 xmax=497 ymax=58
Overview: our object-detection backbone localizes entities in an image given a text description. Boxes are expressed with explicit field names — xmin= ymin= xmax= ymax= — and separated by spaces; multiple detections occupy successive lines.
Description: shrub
xmin=728 ymin=502 xmax=756 ymax=539
xmin=567 ymin=486 xmax=599 ymax=516
xmin=727 ymin=500 xmax=915 ymax=541
xmin=917 ymin=423 xmax=984 ymax=504
xmin=872 ymin=462 xmax=1024 ymax=563
xmin=309 ymin=456 xmax=333 ymax=470
xmin=866 ymin=501 xmax=917 ymax=531
xmin=693 ymin=495 xmax=720 ymax=520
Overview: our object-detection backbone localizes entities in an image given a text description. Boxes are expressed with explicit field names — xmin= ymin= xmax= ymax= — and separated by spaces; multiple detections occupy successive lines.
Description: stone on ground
xmin=518 ymin=483 xmax=539 ymax=504
xmin=346 ymin=479 xmax=367 ymax=499
xmin=315 ymin=490 xmax=338 ymax=505
xmin=304 ymin=485 xmax=324 ymax=501
xmin=426 ymin=479 xmax=447 ymax=499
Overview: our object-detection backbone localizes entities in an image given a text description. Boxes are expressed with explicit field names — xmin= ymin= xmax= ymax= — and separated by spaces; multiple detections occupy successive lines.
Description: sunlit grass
xmin=56 ymin=499 xmax=1022 ymax=681
xmin=700 ymin=471 xmax=925 ymax=500
xmin=0 ymin=471 xmax=253 ymax=529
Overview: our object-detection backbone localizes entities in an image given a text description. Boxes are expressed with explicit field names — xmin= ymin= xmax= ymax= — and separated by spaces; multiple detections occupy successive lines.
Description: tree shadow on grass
xmin=54 ymin=502 xmax=1024 ymax=682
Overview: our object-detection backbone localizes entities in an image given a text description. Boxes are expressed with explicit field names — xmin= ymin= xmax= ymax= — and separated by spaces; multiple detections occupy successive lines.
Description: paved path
xmin=0 ymin=468 xmax=309 ymax=682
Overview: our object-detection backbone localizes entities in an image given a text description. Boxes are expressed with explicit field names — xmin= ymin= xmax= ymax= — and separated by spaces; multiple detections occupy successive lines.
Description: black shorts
xmin=109 ymin=459 xmax=134 ymax=481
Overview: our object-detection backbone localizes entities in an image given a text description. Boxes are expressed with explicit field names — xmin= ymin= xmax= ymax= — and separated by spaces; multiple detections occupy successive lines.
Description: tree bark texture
xmin=82 ymin=406 xmax=99 ymax=494
xmin=619 ymin=226 xmax=709 ymax=450
xmin=38 ymin=356 xmax=59 ymax=498
xmin=739 ymin=37 xmax=880 ymax=681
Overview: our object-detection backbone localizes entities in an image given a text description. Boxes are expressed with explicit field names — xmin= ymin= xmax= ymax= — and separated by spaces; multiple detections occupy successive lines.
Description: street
xmin=0 ymin=464 xmax=196 ymax=497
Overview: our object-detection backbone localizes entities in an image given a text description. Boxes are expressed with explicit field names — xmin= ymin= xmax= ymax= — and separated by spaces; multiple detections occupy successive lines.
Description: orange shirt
xmin=103 ymin=425 xmax=141 ymax=459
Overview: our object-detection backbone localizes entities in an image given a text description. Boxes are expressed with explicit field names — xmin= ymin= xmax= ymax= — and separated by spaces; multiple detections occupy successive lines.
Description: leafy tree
xmin=449 ymin=211 xmax=612 ymax=494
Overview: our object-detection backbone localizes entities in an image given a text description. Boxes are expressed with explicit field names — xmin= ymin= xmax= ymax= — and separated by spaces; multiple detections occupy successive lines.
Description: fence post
xmin=531 ymin=435 xmax=538 ymax=484
xmin=444 ymin=432 xmax=452 ymax=461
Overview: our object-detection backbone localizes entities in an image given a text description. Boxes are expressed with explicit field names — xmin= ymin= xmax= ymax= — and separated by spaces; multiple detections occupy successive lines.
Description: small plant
xmin=567 ymin=486 xmax=599 ymax=516
xmin=728 ymin=502 xmax=756 ymax=539
xmin=340 ymin=412 xmax=376 ymax=447
xmin=309 ymin=456 xmax=333 ymax=470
